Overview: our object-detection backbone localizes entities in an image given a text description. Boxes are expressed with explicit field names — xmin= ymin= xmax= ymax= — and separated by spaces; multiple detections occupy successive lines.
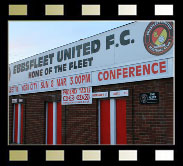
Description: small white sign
xmin=62 ymin=87 xmax=92 ymax=105
xmin=19 ymin=99 xmax=24 ymax=103
xmin=110 ymin=90 xmax=129 ymax=97
xmin=92 ymin=92 xmax=108 ymax=98
xmin=12 ymin=99 xmax=18 ymax=103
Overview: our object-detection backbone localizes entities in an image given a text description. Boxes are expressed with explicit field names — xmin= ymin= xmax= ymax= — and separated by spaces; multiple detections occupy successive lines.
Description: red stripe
xmin=152 ymin=27 xmax=164 ymax=43
xmin=100 ymin=100 xmax=110 ymax=144
xmin=116 ymin=99 xmax=127 ymax=144
xmin=14 ymin=104 xmax=19 ymax=143
xmin=47 ymin=102 xmax=53 ymax=144
xmin=20 ymin=104 xmax=24 ymax=144
xmin=57 ymin=102 xmax=62 ymax=144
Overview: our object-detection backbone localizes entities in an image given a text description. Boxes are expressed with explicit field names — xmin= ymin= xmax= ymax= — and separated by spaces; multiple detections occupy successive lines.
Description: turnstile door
xmin=13 ymin=104 xmax=24 ymax=144
xmin=46 ymin=102 xmax=62 ymax=145
xmin=99 ymin=99 xmax=127 ymax=145
xmin=116 ymin=99 xmax=127 ymax=144
xmin=100 ymin=100 xmax=111 ymax=144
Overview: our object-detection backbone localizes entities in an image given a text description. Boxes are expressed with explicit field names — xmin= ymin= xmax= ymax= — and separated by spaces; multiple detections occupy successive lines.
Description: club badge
xmin=144 ymin=21 xmax=173 ymax=55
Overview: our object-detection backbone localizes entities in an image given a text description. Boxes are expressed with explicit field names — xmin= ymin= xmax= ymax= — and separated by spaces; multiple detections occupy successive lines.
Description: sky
xmin=9 ymin=21 xmax=133 ymax=64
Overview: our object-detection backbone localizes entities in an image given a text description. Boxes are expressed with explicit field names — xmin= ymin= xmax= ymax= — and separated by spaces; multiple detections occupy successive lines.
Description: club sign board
xmin=139 ymin=92 xmax=159 ymax=104
xmin=92 ymin=92 xmax=108 ymax=98
xmin=110 ymin=90 xmax=129 ymax=97
xmin=9 ymin=21 xmax=174 ymax=96
xmin=62 ymin=87 xmax=92 ymax=105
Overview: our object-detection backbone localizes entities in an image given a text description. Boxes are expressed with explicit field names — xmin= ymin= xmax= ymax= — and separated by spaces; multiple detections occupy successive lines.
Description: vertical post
xmin=17 ymin=104 xmax=21 ymax=144
xmin=110 ymin=98 xmax=116 ymax=145
xmin=53 ymin=102 xmax=57 ymax=145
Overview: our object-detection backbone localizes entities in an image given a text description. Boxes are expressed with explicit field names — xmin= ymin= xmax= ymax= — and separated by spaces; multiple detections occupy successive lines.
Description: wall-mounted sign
xmin=61 ymin=87 xmax=92 ymax=105
xmin=92 ymin=92 xmax=108 ymax=98
xmin=12 ymin=99 xmax=18 ymax=104
xmin=18 ymin=99 xmax=24 ymax=103
xmin=110 ymin=90 xmax=129 ymax=97
xmin=139 ymin=92 xmax=159 ymax=104
xmin=12 ymin=98 xmax=24 ymax=104
xmin=9 ymin=21 xmax=174 ymax=96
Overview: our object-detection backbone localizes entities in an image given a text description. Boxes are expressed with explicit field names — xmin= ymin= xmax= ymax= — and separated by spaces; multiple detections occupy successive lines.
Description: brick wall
xmin=62 ymin=100 xmax=98 ymax=144
xmin=9 ymin=78 xmax=174 ymax=145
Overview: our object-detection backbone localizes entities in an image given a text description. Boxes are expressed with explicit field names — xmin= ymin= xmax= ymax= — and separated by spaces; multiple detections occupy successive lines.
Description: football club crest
xmin=144 ymin=21 xmax=173 ymax=55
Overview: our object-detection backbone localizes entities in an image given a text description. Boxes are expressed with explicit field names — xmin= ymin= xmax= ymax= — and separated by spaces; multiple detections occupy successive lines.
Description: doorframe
xmin=98 ymin=98 xmax=127 ymax=145
xmin=98 ymin=98 xmax=116 ymax=145
xmin=110 ymin=98 xmax=116 ymax=145
xmin=45 ymin=101 xmax=60 ymax=145
xmin=12 ymin=103 xmax=23 ymax=144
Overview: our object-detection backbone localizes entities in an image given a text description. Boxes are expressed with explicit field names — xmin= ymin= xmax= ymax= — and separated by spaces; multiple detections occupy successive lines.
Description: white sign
xmin=9 ymin=21 xmax=174 ymax=95
xmin=9 ymin=58 xmax=173 ymax=96
xmin=12 ymin=99 xmax=18 ymax=103
xmin=61 ymin=87 xmax=92 ymax=105
xmin=92 ymin=92 xmax=108 ymax=98
xmin=110 ymin=90 xmax=129 ymax=97
xmin=19 ymin=99 xmax=24 ymax=103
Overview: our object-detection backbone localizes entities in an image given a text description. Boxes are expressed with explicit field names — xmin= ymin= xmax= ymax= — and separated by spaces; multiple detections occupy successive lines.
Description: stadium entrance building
xmin=9 ymin=21 xmax=174 ymax=145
